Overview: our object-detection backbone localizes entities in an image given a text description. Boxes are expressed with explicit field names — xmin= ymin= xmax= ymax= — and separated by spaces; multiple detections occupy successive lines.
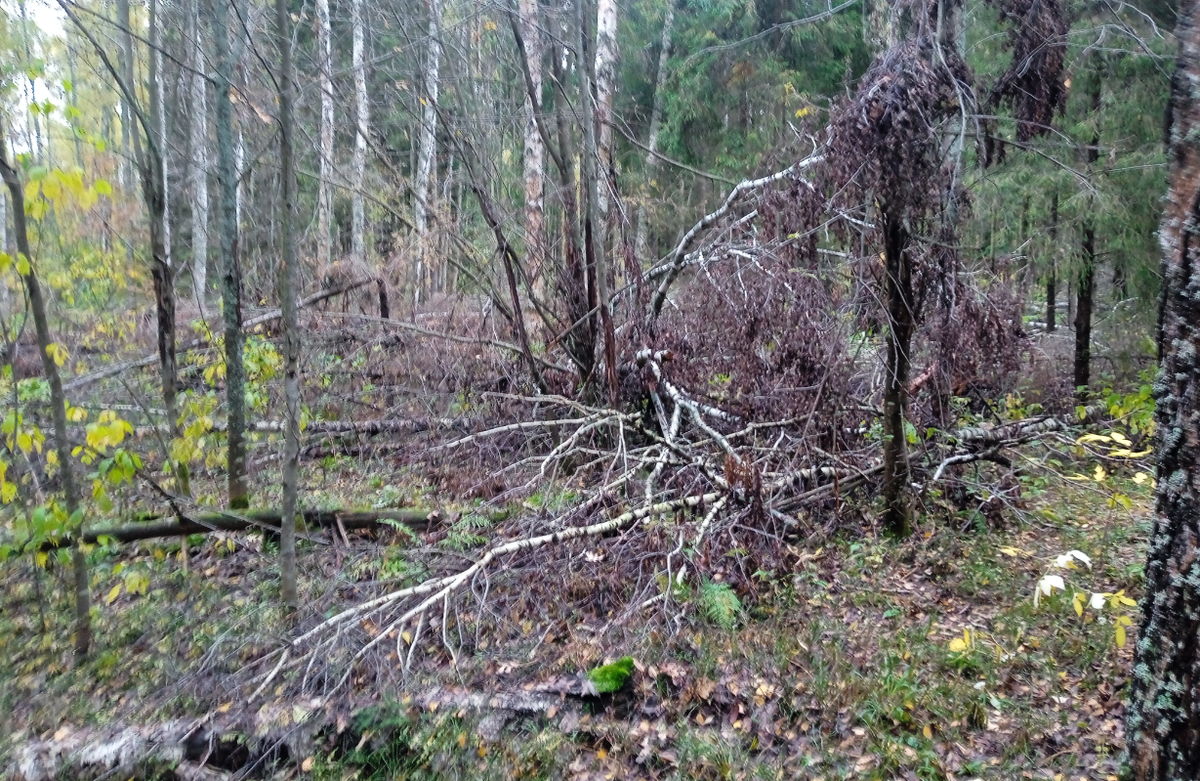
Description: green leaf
xmin=94 ymin=178 xmax=112 ymax=197
xmin=700 ymin=580 xmax=743 ymax=630
xmin=586 ymin=656 xmax=635 ymax=694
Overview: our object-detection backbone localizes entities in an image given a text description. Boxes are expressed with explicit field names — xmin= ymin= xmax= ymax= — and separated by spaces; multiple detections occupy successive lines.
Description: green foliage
xmin=700 ymin=580 xmax=742 ymax=630
xmin=586 ymin=655 xmax=635 ymax=693
xmin=440 ymin=513 xmax=493 ymax=552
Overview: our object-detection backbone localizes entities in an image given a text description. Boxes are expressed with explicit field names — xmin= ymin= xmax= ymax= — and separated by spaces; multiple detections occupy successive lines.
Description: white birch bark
xmin=351 ymin=0 xmax=369 ymax=267
xmin=317 ymin=0 xmax=334 ymax=276
xmin=413 ymin=0 xmax=441 ymax=305
xmin=190 ymin=0 xmax=210 ymax=310
xmin=593 ymin=0 xmax=619 ymax=221
xmin=635 ymin=3 xmax=673 ymax=262
xmin=519 ymin=0 xmax=545 ymax=285
xmin=156 ymin=22 xmax=170 ymax=268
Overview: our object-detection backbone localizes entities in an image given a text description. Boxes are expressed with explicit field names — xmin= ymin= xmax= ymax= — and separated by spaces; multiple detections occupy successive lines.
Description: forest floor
xmin=0 ymin=457 xmax=1150 ymax=781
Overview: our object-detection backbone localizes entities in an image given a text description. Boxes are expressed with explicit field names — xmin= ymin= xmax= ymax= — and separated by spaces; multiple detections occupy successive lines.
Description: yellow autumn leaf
xmin=457 ymin=732 xmax=467 ymax=748
xmin=1072 ymin=592 xmax=1085 ymax=617
xmin=949 ymin=629 xmax=972 ymax=653
xmin=106 ymin=584 xmax=122 ymax=605
xmin=1116 ymin=623 xmax=1127 ymax=647
xmin=923 ymin=724 xmax=933 ymax=739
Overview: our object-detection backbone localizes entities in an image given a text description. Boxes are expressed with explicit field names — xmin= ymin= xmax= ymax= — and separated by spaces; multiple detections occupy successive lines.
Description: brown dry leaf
xmin=300 ymin=757 xmax=314 ymax=773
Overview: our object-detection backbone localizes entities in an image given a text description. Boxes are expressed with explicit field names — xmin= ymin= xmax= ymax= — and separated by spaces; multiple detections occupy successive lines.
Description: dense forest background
xmin=0 ymin=0 xmax=1190 ymax=776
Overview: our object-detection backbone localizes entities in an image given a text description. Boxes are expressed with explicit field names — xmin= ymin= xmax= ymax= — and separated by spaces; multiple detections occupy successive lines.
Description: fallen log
xmin=22 ymin=506 xmax=510 ymax=551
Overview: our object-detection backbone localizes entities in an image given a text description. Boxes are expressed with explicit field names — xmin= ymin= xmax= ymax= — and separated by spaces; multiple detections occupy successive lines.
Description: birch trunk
xmin=518 ymin=0 xmax=544 ymax=286
xmin=351 ymin=0 xmax=369 ymax=269
xmin=634 ymin=3 xmax=673 ymax=263
xmin=413 ymin=0 xmax=441 ymax=305
xmin=190 ymin=0 xmax=210 ymax=312
xmin=316 ymin=0 xmax=334 ymax=276
xmin=275 ymin=0 xmax=300 ymax=610
xmin=580 ymin=0 xmax=618 ymax=402
xmin=593 ymin=0 xmax=618 ymax=222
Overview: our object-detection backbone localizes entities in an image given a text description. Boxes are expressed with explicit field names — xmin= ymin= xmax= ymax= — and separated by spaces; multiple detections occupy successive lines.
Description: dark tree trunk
xmin=209 ymin=0 xmax=248 ymax=509
xmin=1125 ymin=0 xmax=1200 ymax=774
xmin=881 ymin=213 xmax=914 ymax=537
xmin=0 ymin=120 xmax=91 ymax=659
xmin=1074 ymin=229 xmax=1095 ymax=394
xmin=1047 ymin=192 xmax=1057 ymax=332
xmin=1074 ymin=76 xmax=1101 ymax=398
xmin=275 ymin=0 xmax=300 ymax=610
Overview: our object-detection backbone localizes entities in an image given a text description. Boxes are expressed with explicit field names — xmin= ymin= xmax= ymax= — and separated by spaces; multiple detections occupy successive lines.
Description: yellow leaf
xmin=457 ymin=732 xmax=467 ymax=748
xmin=1116 ymin=623 xmax=1127 ymax=647
xmin=34 ymin=551 xmax=48 ymax=568
xmin=1094 ymin=465 xmax=1108 ymax=482
xmin=923 ymin=724 xmax=932 ymax=739
xmin=596 ymin=749 xmax=608 ymax=760
xmin=402 ymin=631 xmax=412 ymax=644
xmin=1073 ymin=593 xmax=1084 ymax=617
xmin=217 ymin=702 xmax=232 ymax=713
xmin=301 ymin=756 xmax=314 ymax=773
xmin=106 ymin=584 xmax=122 ymax=605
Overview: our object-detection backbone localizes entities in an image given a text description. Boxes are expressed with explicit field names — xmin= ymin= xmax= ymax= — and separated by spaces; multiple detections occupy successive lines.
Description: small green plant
xmin=440 ymin=513 xmax=493 ymax=552
xmin=586 ymin=656 xmax=634 ymax=693
xmin=700 ymin=580 xmax=742 ymax=630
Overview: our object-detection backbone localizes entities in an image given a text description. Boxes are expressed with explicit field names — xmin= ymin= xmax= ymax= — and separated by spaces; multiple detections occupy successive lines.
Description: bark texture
xmin=1125 ymin=0 xmax=1200 ymax=775
xmin=518 ymin=0 xmax=544 ymax=284
xmin=634 ymin=2 xmax=674 ymax=263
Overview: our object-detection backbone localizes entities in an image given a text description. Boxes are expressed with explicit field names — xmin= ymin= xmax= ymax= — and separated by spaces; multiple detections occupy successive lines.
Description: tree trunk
xmin=1125 ymin=1 xmax=1200 ymax=773
xmin=190 ymin=0 xmax=210 ymax=313
xmin=518 ymin=0 xmax=544 ymax=287
xmin=578 ymin=0 xmax=618 ymax=403
xmin=634 ymin=2 xmax=674 ymax=264
xmin=352 ymin=0 xmax=369 ymax=273
xmin=210 ymin=0 xmax=248 ymax=509
xmin=413 ymin=0 xmax=440 ymax=305
xmin=316 ymin=0 xmax=334 ymax=278
xmin=1047 ymin=192 xmax=1057 ymax=332
xmin=881 ymin=213 xmax=914 ymax=537
xmin=275 ymin=0 xmax=300 ymax=611
xmin=1074 ymin=230 xmax=1095 ymax=393
xmin=1074 ymin=76 xmax=1101 ymax=397
xmin=0 ymin=119 xmax=91 ymax=659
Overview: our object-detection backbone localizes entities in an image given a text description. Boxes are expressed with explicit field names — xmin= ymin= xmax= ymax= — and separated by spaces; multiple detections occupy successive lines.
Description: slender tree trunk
xmin=579 ymin=0 xmax=618 ymax=402
xmin=881 ymin=213 xmax=914 ymax=537
xmin=19 ymin=0 xmax=41 ymax=161
xmin=1074 ymin=76 xmax=1102 ymax=397
xmin=1047 ymin=192 xmax=1057 ymax=332
xmin=0 ymin=121 xmax=90 ymax=658
xmin=518 ymin=0 xmax=544 ymax=287
xmin=1125 ymin=1 xmax=1200 ymax=773
xmin=156 ymin=35 xmax=170 ymax=270
xmin=67 ymin=45 xmax=85 ymax=168
xmin=190 ymin=0 xmax=210 ymax=312
xmin=352 ymin=0 xmax=369 ymax=271
xmin=316 ymin=0 xmax=334 ymax=277
xmin=210 ymin=0 xmax=248 ymax=508
xmin=275 ymin=0 xmax=300 ymax=611
xmin=635 ymin=2 xmax=674 ymax=264
xmin=413 ymin=0 xmax=440 ymax=305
